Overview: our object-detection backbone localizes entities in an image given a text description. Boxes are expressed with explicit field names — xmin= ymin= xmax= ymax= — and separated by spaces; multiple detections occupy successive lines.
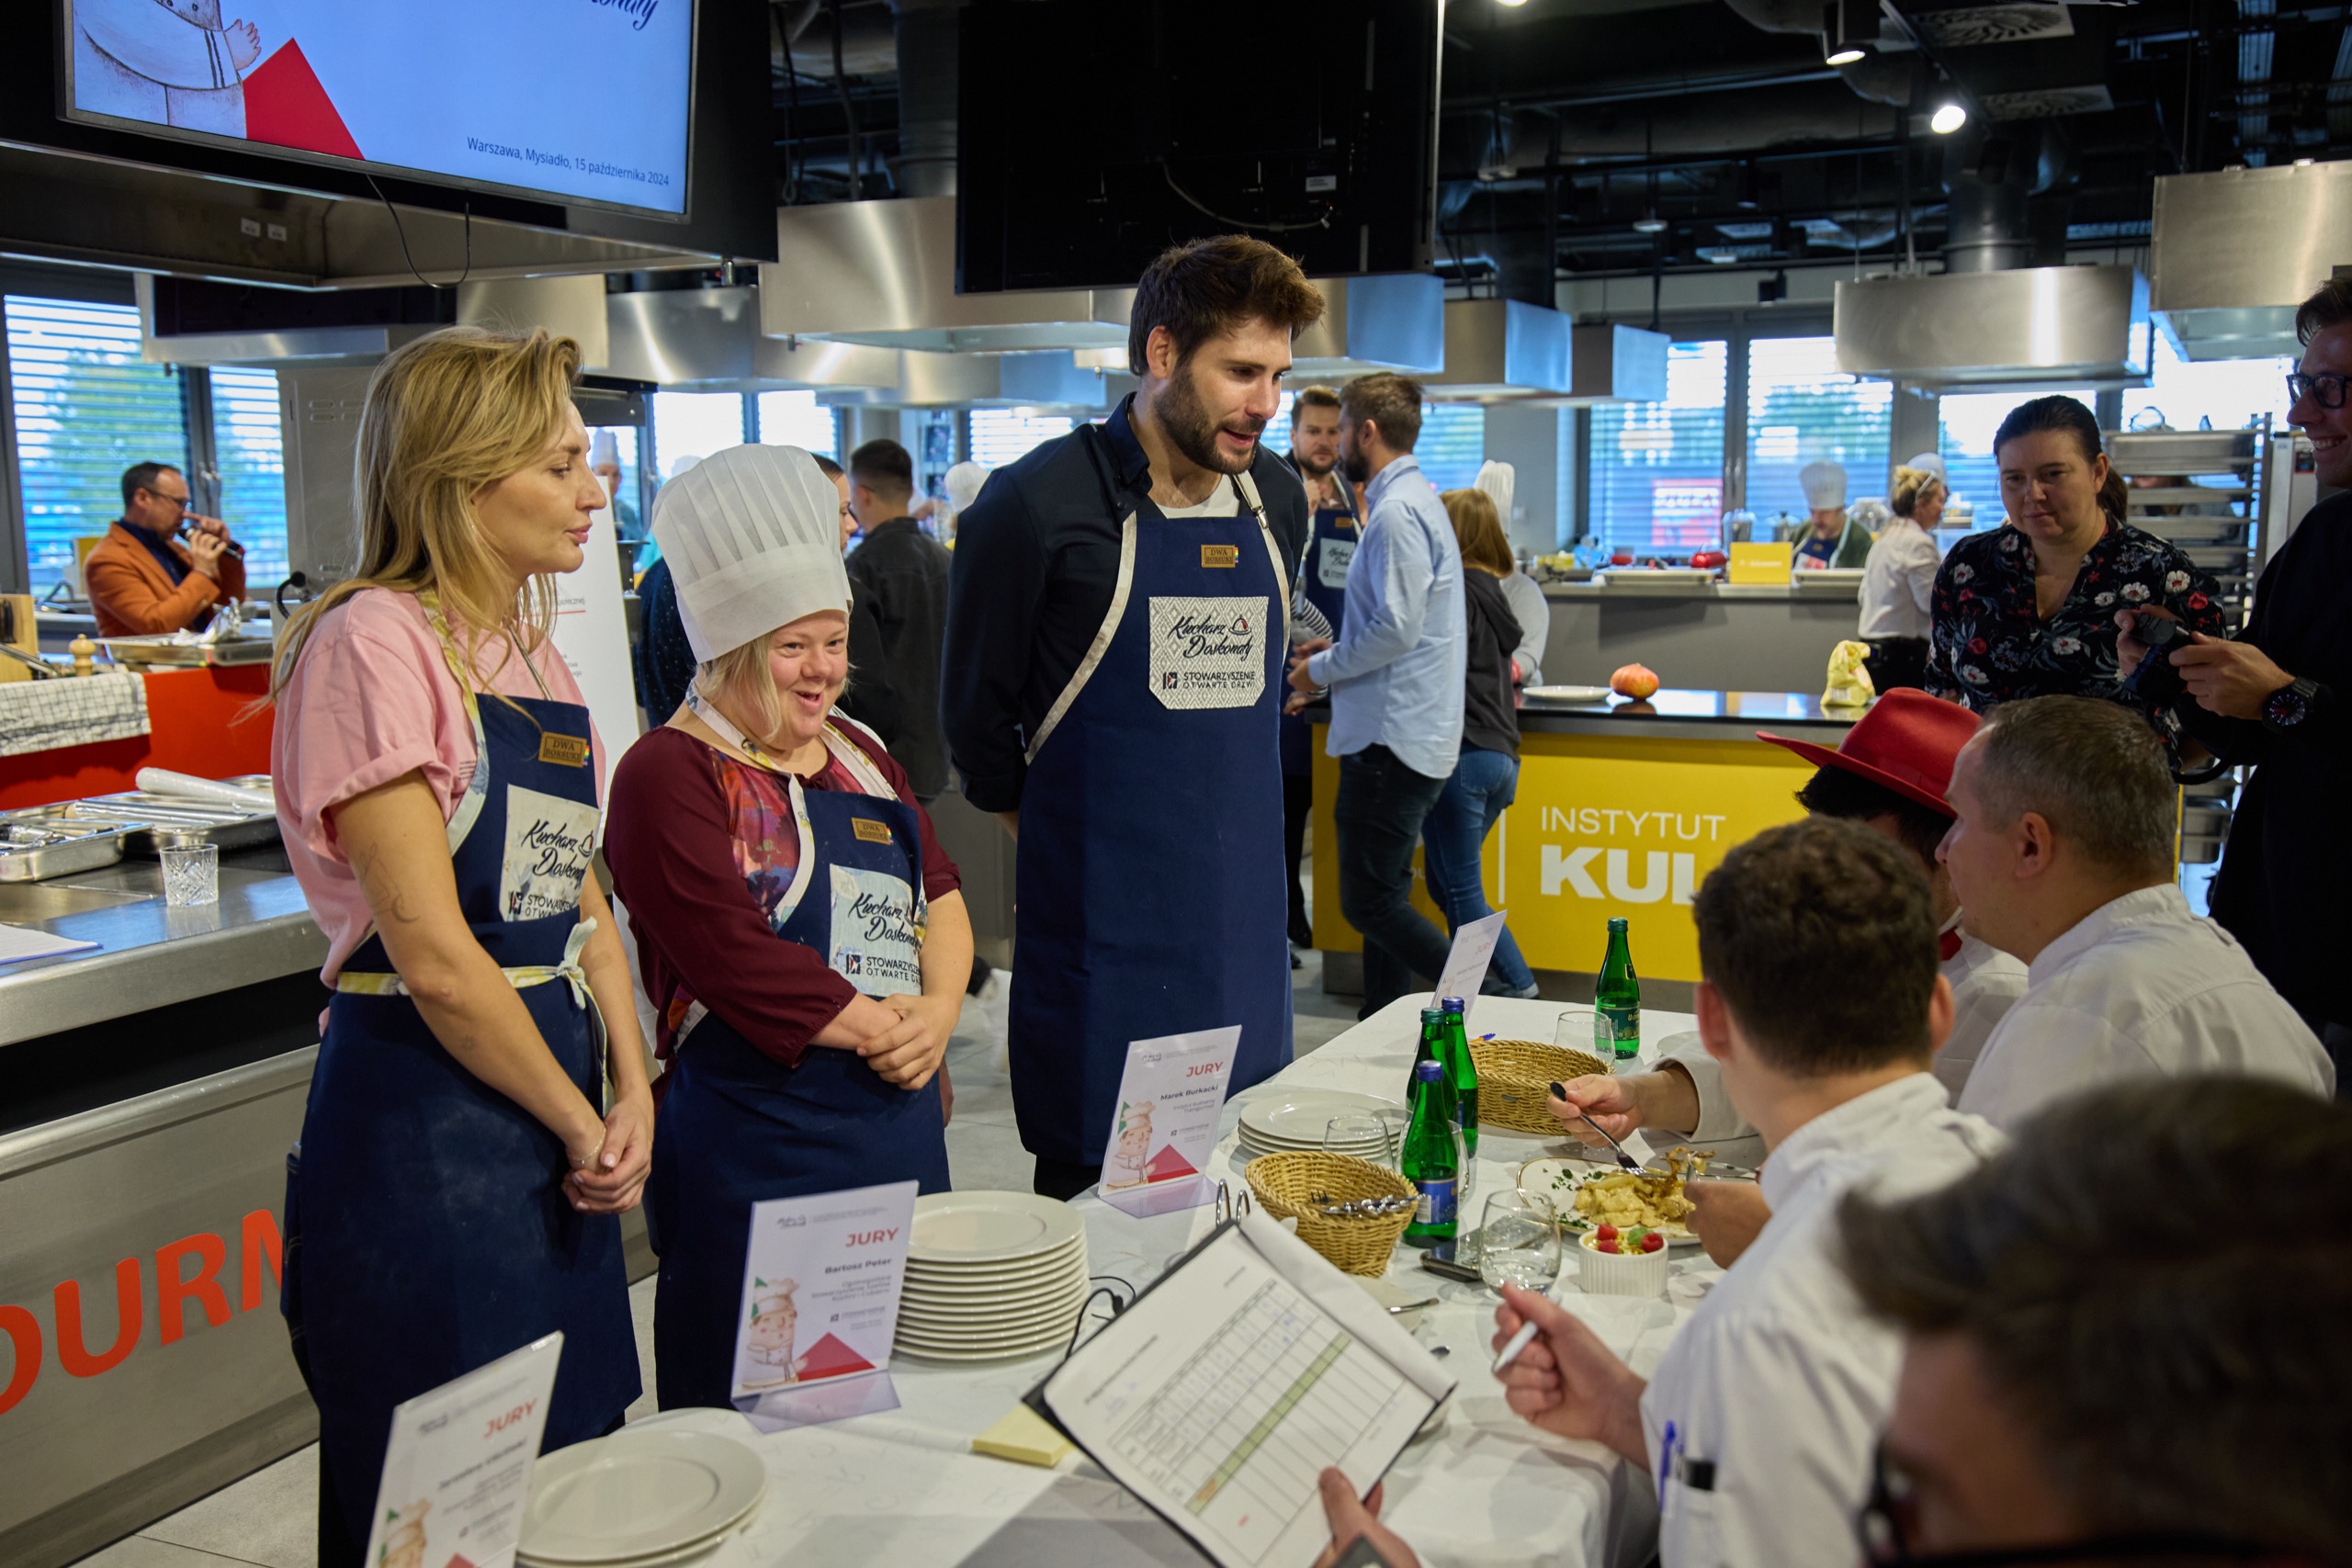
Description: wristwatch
xmin=2262 ymin=677 xmax=2323 ymax=734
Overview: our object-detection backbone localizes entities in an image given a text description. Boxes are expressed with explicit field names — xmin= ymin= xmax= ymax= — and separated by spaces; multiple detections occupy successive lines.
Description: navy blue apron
xmin=1010 ymin=471 xmax=1295 ymax=1167
xmin=1282 ymin=497 xmax=1357 ymax=778
xmin=282 ymin=619 xmax=636 ymax=1545
xmin=645 ymin=715 xmax=950 ymax=1411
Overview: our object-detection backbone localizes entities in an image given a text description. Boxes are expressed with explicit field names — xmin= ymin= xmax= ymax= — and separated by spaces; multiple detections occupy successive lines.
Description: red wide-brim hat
xmin=1757 ymin=689 xmax=1981 ymax=817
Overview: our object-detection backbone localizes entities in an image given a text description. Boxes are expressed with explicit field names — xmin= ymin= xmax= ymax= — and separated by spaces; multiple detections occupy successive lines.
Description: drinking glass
xmin=161 ymin=843 xmax=218 ymax=908
xmin=1555 ymin=1007 xmax=1595 ymax=1055
xmin=1324 ymin=1113 xmax=1396 ymax=1170
xmin=1477 ymin=1191 xmax=1560 ymax=1292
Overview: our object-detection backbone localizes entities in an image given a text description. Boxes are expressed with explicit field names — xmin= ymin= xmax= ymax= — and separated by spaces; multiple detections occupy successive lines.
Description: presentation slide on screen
xmin=64 ymin=0 xmax=692 ymax=214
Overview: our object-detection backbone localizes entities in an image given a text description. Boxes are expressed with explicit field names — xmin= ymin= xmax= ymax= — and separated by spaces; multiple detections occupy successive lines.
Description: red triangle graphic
xmin=794 ymin=1332 xmax=876 ymax=1382
xmin=1145 ymin=1144 xmax=1198 ymax=1180
xmin=442 ymin=1555 xmax=477 ymax=1568
xmin=243 ymin=41 xmax=363 ymax=161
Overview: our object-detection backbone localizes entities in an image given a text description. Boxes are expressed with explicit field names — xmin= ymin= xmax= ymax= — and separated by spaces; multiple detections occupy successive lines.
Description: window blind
xmin=6 ymin=297 xmax=189 ymax=592
xmin=755 ymin=390 xmax=840 ymax=457
xmin=1746 ymin=335 xmax=1892 ymax=524
xmin=208 ymin=366 xmax=289 ymax=589
xmin=1937 ymin=385 xmax=2098 ymax=529
xmin=1587 ymin=340 xmax=1728 ymax=558
xmin=651 ymin=391 xmax=750 ymax=479
xmin=1415 ymin=404 xmax=1486 ymax=492
xmin=968 ymin=410 xmax=1073 ymax=467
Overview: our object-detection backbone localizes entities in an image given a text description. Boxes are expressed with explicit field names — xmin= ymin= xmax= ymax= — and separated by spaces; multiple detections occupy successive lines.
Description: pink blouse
xmin=271 ymin=588 xmax=600 ymax=983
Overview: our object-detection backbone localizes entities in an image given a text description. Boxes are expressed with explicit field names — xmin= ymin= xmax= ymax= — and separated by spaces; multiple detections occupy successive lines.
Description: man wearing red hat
xmin=1549 ymin=691 xmax=2025 ymax=1262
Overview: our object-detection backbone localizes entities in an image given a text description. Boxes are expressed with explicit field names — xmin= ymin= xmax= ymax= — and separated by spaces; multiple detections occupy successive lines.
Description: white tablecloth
xmin=673 ymin=995 xmax=1744 ymax=1568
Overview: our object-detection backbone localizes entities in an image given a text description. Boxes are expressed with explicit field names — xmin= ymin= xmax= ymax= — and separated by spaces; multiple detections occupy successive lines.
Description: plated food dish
xmin=1520 ymin=1146 xmax=1711 ymax=1244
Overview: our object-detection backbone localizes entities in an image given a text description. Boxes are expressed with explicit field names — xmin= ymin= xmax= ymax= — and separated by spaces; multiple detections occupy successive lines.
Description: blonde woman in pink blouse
xmin=268 ymin=327 xmax=650 ymax=1565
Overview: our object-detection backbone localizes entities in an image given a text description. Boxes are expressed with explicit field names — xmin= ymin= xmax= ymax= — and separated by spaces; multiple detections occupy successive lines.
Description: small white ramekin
xmin=1576 ymin=1233 xmax=1671 ymax=1297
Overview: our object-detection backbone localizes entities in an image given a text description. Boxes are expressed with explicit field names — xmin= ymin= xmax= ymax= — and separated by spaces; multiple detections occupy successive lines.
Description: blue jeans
xmin=1335 ymin=745 xmax=1457 ymax=1020
xmin=1419 ymin=746 xmax=1537 ymax=995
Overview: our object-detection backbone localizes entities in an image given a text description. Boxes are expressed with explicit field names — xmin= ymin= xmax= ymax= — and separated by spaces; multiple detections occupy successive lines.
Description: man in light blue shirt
xmin=1286 ymin=373 xmax=1466 ymax=1018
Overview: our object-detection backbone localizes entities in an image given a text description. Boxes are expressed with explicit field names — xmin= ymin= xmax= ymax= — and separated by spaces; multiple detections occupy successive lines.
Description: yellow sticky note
xmin=972 ymin=1404 xmax=1075 ymax=1468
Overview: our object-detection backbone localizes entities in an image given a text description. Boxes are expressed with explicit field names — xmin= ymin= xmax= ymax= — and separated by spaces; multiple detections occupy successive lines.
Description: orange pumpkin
xmin=1611 ymin=662 xmax=1661 ymax=699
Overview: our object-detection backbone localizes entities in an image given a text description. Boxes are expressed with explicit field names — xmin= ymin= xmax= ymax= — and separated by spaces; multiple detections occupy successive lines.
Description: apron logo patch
xmin=1200 ymin=544 xmax=1240 ymax=568
xmin=851 ymin=818 xmax=893 ymax=844
xmin=500 ymin=784 xmax=598 ymax=921
xmin=537 ymin=732 xmax=592 ymax=768
xmin=1317 ymin=536 xmax=1357 ymax=591
xmin=828 ymin=863 xmax=922 ymax=998
xmin=1148 ymin=595 xmax=1268 ymax=712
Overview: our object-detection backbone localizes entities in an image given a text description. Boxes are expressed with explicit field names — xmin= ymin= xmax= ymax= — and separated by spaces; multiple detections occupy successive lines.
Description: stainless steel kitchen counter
xmin=0 ymin=848 xmax=326 ymax=1049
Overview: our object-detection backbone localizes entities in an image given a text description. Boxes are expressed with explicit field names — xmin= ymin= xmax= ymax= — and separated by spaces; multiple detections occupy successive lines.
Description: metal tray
xmin=82 ymin=774 xmax=277 ymax=852
xmin=2106 ymin=430 xmax=2260 ymax=471
xmin=96 ymin=633 xmax=276 ymax=669
xmin=0 ymin=808 xmax=145 ymax=883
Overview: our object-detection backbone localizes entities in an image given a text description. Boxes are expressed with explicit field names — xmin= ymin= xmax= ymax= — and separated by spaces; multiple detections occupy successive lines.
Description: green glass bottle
xmin=1401 ymin=1060 xmax=1460 ymax=1246
xmin=1438 ymin=995 xmax=1479 ymax=1157
xmin=1408 ymin=1006 xmax=1458 ymax=1128
xmin=1596 ymin=917 xmax=1642 ymax=1065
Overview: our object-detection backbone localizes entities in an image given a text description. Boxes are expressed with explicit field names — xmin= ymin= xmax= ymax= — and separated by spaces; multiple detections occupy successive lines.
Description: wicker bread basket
xmin=1471 ymin=1038 xmax=1611 ymax=1134
xmin=1244 ymin=1152 xmax=1416 ymax=1276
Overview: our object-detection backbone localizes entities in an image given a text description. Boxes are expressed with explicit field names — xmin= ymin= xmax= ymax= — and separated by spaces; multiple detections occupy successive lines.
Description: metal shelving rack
xmin=2104 ymin=420 xmax=2273 ymax=872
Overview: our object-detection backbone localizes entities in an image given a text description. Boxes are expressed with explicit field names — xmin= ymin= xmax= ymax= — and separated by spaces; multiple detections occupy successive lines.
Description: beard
xmin=1160 ymin=360 xmax=1263 ymax=476
xmin=1340 ymin=442 xmax=1371 ymax=485
xmin=1292 ymin=446 xmax=1335 ymax=480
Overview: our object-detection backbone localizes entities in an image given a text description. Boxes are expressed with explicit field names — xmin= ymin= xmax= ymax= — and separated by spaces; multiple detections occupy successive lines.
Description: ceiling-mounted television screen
xmin=59 ymin=0 xmax=694 ymax=218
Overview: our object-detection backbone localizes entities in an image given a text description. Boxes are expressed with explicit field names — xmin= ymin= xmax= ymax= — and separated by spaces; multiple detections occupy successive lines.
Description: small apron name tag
xmin=828 ymin=864 xmax=922 ymax=997
xmin=537 ymin=732 xmax=592 ymax=768
xmin=1148 ymin=595 xmax=1267 ymax=711
xmin=1200 ymin=544 xmax=1240 ymax=569
xmin=1317 ymin=536 xmax=1357 ymax=591
xmin=501 ymin=785 xmax=598 ymax=920
xmin=851 ymin=818 xmax=893 ymax=845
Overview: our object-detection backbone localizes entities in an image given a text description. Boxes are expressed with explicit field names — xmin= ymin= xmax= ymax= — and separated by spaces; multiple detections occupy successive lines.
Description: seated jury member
xmin=1839 ymin=1077 xmax=2350 ymax=1563
xmin=1505 ymin=820 xmax=2002 ymax=1567
xmin=605 ymin=445 xmax=969 ymax=1411
xmin=1940 ymin=694 xmax=2332 ymax=1126
xmin=1553 ymin=693 xmax=2024 ymax=1262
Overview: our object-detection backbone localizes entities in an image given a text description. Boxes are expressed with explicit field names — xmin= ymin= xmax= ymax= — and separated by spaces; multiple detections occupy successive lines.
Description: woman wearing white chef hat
xmin=603 ymin=443 xmax=970 ymax=1410
xmin=1794 ymin=457 xmax=1871 ymax=570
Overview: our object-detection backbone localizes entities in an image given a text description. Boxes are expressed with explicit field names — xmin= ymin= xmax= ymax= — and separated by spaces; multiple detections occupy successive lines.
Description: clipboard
xmin=1023 ymin=1212 xmax=1456 ymax=1568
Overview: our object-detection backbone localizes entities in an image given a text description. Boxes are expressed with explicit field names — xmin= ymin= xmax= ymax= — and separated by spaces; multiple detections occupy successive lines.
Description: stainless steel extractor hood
xmin=758 ymin=197 xmax=1128 ymax=354
xmin=1078 ymin=273 xmax=1447 ymax=382
xmin=2151 ymin=164 xmax=2352 ymax=361
xmin=816 ymin=350 xmax=1110 ymax=412
xmin=604 ymin=288 xmax=899 ymax=391
xmin=1422 ymin=300 xmax=1573 ymax=401
xmin=1835 ymin=265 xmax=2151 ymax=389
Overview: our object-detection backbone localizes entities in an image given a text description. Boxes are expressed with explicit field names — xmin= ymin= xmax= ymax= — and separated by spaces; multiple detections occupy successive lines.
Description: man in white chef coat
xmin=1940 ymin=694 xmax=2333 ymax=1126
xmin=1499 ymin=818 xmax=2004 ymax=1568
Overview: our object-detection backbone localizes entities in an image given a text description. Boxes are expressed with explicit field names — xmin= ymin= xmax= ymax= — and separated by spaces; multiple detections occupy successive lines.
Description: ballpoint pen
xmin=1490 ymin=1274 xmax=1566 ymax=1372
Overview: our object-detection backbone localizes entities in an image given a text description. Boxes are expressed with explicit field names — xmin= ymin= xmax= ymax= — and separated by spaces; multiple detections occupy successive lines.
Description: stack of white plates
xmin=1236 ymin=1089 xmax=1408 ymax=1162
xmin=518 ymin=1428 xmax=766 ymax=1567
xmin=895 ymin=1191 xmax=1091 ymax=1362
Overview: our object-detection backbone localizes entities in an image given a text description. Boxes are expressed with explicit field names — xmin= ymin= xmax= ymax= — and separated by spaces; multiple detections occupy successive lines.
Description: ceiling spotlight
xmin=2295 ymin=156 xmax=2317 ymax=166
xmin=1496 ymin=0 xmax=1529 ymax=6
xmin=1823 ymin=0 xmax=1871 ymax=66
xmin=1929 ymin=101 xmax=1969 ymax=135
xmin=1634 ymin=212 xmax=1668 ymax=234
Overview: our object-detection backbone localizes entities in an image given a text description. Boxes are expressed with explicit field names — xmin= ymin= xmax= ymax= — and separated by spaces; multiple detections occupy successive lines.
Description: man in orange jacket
xmin=85 ymin=461 xmax=246 ymax=637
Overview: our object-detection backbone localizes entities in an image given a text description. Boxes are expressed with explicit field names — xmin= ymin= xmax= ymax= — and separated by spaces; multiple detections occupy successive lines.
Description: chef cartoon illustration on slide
xmin=74 ymin=0 xmax=264 ymax=137
xmin=1101 ymin=1100 xmax=1158 ymax=1192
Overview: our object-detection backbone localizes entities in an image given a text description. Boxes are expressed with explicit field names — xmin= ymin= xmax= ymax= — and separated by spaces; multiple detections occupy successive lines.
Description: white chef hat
xmin=589 ymin=429 xmax=618 ymax=468
xmin=1800 ymin=459 xmax=1848 ymax=510
xmin=1474 ymin=459 xmax=1515 ymax=523
xmin=944 ymin=461 xmax=991 ymax=513
xmin=652 ymin=445 xmax=853 ymax=664
xmin=1902 ymin=451 xmax=1948 ymax=487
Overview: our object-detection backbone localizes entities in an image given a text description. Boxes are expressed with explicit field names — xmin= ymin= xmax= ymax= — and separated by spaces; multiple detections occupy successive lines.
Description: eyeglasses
xmin=143 ymin=490 xmax=191 ymax=512
xmin=1857 ymin=1445 xmax=2277 ymax=1568
xmin=2286 ymin=370 xmax=2350 ymax=410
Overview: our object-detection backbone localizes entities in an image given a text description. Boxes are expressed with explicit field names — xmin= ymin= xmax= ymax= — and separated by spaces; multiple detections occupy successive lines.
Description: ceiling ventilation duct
xmin=603 ymin=288 xmax=899 ymax=391
xmin=1423 ymin=300 xmax=1574 ymax=402
xmin=759 ymin=197 xmax=1128 ymax=354
xmin=2151 ymin=163 xmax=2352 ymax=360
xmin=1083 ymin=274 xmax=1446 ymax=380
xmin=814 ymin=350 xmax=1110 ymax=412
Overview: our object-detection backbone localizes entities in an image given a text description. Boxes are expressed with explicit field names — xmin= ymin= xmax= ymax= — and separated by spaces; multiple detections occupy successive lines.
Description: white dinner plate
xmin=519 ymin=1430 xmax=766 ymax=1565
xmin=908 ymin=1191 xmax=1086 ymax=1265
xmin=894 ymin=1335 xmax=1073 ymax=1364
xmin=895 ymin=1315 xmax=1081 ymax=1350
xmin=903 ymin=1270 xmax=1091 ymax=1309
xmin=520 ymin=1495 xmax=762 ymax=1568
xmin=1238 ymin=1133 xmax=1392 ymax=1157
xmin=1240 ymin=1090 xmax=1408 ymax=1148
xmin=1522 ymin=684 xmax=1613 ymax=703
xmin=899 ymin=1290 xmax=1092 ymax=1332
xmin=1518 ymin=1156 xmax=1699 ymax=1246
xmin=903 ymin=1233 xmax=1085 ymax=1277
xmin=894 ymin=1322 xmax=1081 ymax=1358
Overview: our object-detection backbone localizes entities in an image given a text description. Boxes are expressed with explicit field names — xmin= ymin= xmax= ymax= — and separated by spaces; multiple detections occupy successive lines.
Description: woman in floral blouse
xmin=1925 ymin=395 xmax=2222 ymax=750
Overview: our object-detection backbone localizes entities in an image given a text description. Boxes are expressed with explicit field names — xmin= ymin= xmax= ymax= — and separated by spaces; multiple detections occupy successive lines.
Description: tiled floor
xmin=72 ymin=946 xmax=1362 ymax=1567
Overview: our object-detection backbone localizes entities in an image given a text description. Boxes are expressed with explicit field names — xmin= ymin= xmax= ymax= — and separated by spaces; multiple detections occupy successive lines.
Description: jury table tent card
xmin=1431 ymin=909 xmax=1509 ymax=1026
xmin=360 ymin=1331 xmax=563 ymax=1568
xmin=1097 ymin=1025 xmax=1242 ymax=1218
xmin=730 ymin=1179 xmax=918 ymax=1430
